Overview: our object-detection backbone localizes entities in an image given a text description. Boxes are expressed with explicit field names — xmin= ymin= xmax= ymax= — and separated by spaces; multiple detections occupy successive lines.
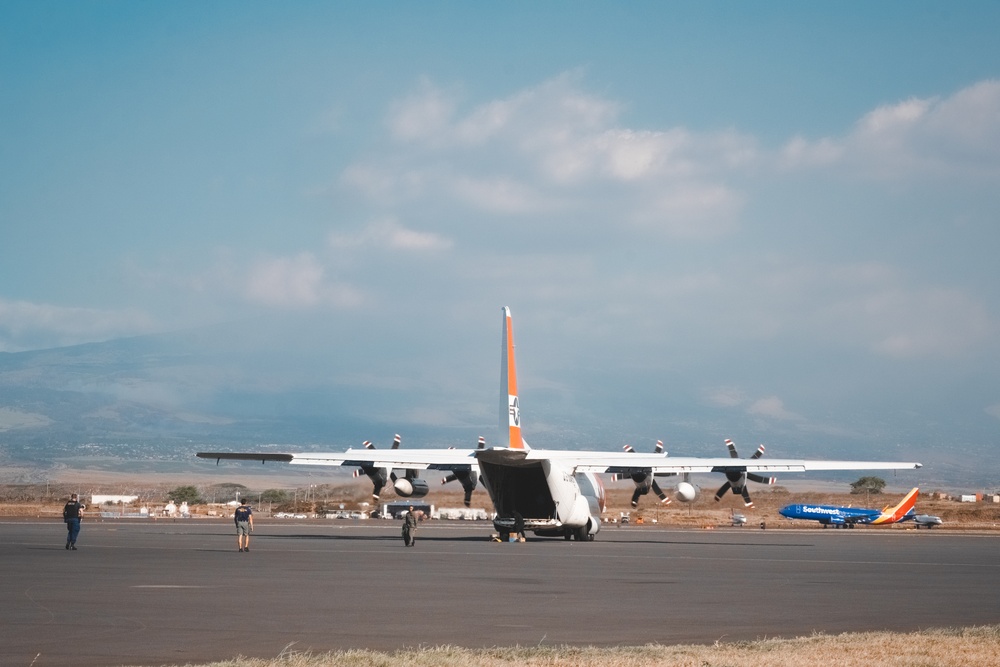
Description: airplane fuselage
xmin=477 ymin=449 xmax=604 ymax=540
xmin=912 ymin=514 xmax=943 ymax=528
xmin=779 ymin=488 xmax=919 ymax=527
xmin=778 ymin=503 xmax=883 ymax=526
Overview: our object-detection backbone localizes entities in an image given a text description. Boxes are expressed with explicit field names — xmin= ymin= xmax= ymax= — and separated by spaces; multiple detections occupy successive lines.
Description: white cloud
xmin=243 ymin=253 xmax=363 ymax=309
xmin=350 ymin=73 xmax=755 ymax=236
xmin=747 ymin=396 xmax=801 ymax=421
xmin=780 ymin=135 xmax=844 ymax=167
xmin=638 ymin=184 xmax=743 ymax=239
xmin=450 ymin=175 xmax=560 ymax=214
xmin=328 ymin=218 xmax=453 ymax=252
xmin=0 ymin=298 xmax=157 ymax=352
xmin=780 ymin=80 xmax=1000 ymax=180
xmin=865 ymin=288 xmax=995 ymax=359
xmin=387 ymin=77 xmax=458 ymax=142
xmin=858 ymin=96 xmax=935 ymax=134
xmin=705 ymin=386 xmax=748 ymax=408
xmin=705 ymin=387 xmax=801 ymax=422
xmin=774 ymin=262 xmax=998 ymax=359
xmin=690 ymin=258 xmax=998 ymax=360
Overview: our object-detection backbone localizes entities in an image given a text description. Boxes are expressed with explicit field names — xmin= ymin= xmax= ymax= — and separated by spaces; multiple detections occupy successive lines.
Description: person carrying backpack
xmin=62 ymin=493 xmax=84 ymax=550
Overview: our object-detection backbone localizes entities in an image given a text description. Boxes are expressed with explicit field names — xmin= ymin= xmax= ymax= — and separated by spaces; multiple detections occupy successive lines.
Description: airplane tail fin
xmin=873 ymin=487 xmax=919 ymax=524
xmin=499 ymin=307 xmax=526 ymax=449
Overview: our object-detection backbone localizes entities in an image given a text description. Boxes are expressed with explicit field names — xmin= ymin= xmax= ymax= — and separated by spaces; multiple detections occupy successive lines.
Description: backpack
xmin=63 ymin=501 xmax=82 ymax=520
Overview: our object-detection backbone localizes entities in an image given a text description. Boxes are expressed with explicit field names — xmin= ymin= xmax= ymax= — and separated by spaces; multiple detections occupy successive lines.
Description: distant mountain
xmin=0 ymin=330 xmax=479 ymax=470
xmin=0 ymin=326 xmax=993 ymax=491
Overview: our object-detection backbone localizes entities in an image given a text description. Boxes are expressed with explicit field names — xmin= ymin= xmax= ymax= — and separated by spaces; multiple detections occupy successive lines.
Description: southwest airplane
xmin=199 ymin=307 xmax=922 ymax=541
xmin=778 ymin=487 xmax=921 ymax=528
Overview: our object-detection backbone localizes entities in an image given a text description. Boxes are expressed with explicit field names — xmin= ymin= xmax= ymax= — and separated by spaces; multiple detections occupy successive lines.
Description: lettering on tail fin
xmin=499 ymin=307 xmax=525 ymax=449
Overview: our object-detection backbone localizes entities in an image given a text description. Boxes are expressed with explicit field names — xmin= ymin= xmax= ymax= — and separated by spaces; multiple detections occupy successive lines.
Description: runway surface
xmin=2 ymin=518 xmax=999 ymax=666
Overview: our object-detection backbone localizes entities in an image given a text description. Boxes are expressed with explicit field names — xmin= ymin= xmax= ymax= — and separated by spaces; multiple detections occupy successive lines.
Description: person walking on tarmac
xmin=234 ymin=499 xmax=253 ymax=552
xmin=402 ymin=506 xmax=419 ymax=547
xmin=62 ymin=493 xmax=84 ymax=550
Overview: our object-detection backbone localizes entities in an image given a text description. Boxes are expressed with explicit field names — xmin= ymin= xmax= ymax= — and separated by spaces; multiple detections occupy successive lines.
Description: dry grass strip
xmin=150 ymin=625 xmax=1000 ymax=667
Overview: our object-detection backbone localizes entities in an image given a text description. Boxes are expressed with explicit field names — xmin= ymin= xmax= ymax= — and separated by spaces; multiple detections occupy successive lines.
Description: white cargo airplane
xmin=199 ymin=307 xmax=922 ymax=541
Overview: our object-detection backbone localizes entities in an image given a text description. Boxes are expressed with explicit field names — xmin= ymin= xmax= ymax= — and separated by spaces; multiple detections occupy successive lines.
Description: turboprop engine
xmin=615 ymin=441 xmax=699 ymax=506
xmin=616 ymin=442 xmax=671 ymax=508
xmin=393 ymin=475 xmax=429 ymax=498
xmin=713 ymin=439 xmax=776 ymax=507
xmin=354 ymin=434 xmax=430 ymax=500
xmin=675 ymin=479 xmax=697 ymax=503
xmin=441 ymin=436 xmax=484 ymax=506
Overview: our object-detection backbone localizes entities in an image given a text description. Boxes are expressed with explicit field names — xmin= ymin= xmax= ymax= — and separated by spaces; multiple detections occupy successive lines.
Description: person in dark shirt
xmin=234 ymin=500 xmax=253 ymax=552
xmin=513 ymin=510 xmax=526 ymax=542
xmin=62 ymin=493 xmax=84 ymax=550
xmin=402 ymin=506 xmax=419 ymax=547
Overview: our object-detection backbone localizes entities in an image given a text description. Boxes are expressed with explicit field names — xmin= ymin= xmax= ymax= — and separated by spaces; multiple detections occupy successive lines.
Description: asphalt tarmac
xmin=2 ymin=518 xmax=998 ymax=667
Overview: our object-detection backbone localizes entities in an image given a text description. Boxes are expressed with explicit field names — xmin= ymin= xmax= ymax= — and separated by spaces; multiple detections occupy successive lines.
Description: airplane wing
xmin=198 ymin=447 xmax=484 ymax=506
xmin=198 ymin=448 xmax=479 ymax=471
xmin=198 ymin=448 xmax=921 ymax=474
xmin=557 ymin=452 xmax=922 ymax=475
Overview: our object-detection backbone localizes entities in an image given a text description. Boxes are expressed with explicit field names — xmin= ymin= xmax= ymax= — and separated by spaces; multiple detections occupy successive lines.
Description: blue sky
xmin=2 ymin=3 xmax=1000 ymax=467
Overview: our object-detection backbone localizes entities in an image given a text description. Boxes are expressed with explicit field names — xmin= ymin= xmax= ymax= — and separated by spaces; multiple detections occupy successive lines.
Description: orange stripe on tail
xmin=872 ymin=487 xmax=919 ymax=524
xmin=499 ymin=307 xmax=524 ymax=449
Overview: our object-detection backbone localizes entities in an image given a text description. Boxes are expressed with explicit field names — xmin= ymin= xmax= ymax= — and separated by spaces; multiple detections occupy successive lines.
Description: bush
xmin=260 ymin=489 xmax=289 ymax=503
xmin=167 ymin=485 xmax=202 ymax=504
xmin=850 ymin=476 xmax=886 ymax=495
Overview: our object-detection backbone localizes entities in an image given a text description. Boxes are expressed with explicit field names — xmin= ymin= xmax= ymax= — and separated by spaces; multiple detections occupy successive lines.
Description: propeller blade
xmin=651 ymin=479 xmax=671 ymax=505
xmin=740 ymin=486 xmax=754 ymax=507
xmin=751 ymin=444 xmax=765 ymax=459
xmin=622 ymin=441 xmax=667 ymax=508
xmin=391 ymin=434 xmax=400 ymax=449
xmin=363 ymin=440 xmax=375 ymax=450
xmin=477 ymin=436 xmax=486 ymax=449
xmin=714 ymin=481 xmax=732 ymax=502
xmin=725 ymin=439 xmax=739 ymax=458
xmin=442 ymin=469 xmax=479 ymax=507
xmin=747 ymin=473 xmax=776 ymax=485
